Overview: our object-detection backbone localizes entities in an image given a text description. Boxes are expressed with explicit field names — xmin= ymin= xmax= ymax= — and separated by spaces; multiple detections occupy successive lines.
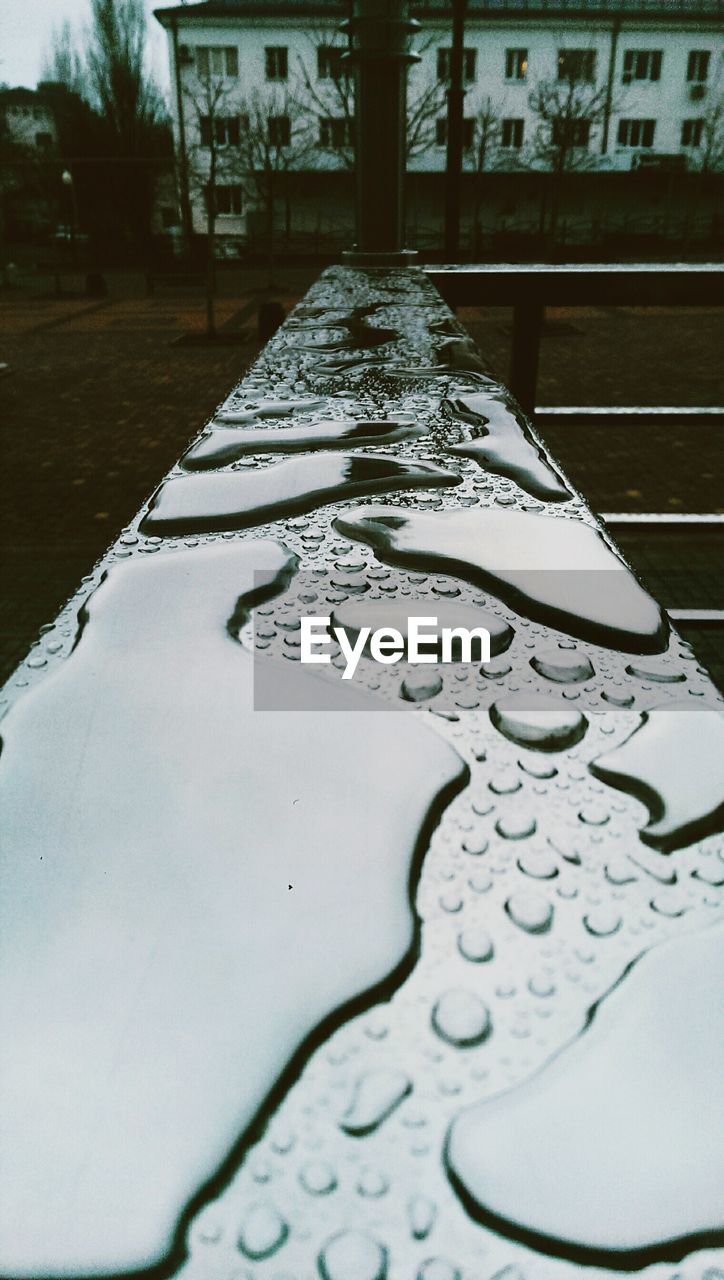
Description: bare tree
xmin=528 ymin=75 xmax=608 ymax=252
xmin=185 ymin=72 xmax=243 ymax=336
xmin=296 ymin=26 xmax=446 ymax=167
xmin=237 ymin=86 xmax=315 ymax=288
xmin=467 ymin=95 xmax=504 ymax=251
xmin=42 ymin=2 xmax=171 ymax=249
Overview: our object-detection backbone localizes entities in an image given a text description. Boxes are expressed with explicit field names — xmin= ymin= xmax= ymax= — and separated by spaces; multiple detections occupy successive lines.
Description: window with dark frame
xmin=505 ymin=48 xmax=528 ymax=80
xmin=687 ymin=50 xmax=711 ymax=82
xmin=268 ymin=115 xmax=291 ymax=147
xmin=265 ymin=46 xmax=288 ymax=81
xmin=681 ymin=118 xmax=704 ymax=147
xmin=552 ymin=118 xmax=591 ymax=147
xmin=617 ymin=118 xmax=656 ymax=147
xmin=557 ymin=49 xmax=596 ymax=82
xmin=196 ymin=47 xmax=237 ymax=78
xmin=622 ymin=50 xmax=662 ymax=83
xmin=501 ymin=117 xmax=525 ymax=148
xmin=214 ymin=184 xmax=243 ymax=215
xmin=437 ymin=47 xmax=477 ymax=83
xmin=317 ymin=45 xmax=346 ymax=80
xmin=200 ymin=116 xmax=239 ymax=147
xmin=318 ymin=116 xmax=354 ymax=148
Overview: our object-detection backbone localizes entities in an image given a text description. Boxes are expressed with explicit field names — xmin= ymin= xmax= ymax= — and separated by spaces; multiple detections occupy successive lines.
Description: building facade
xmin=154 ymin=0 xmax=723 ymax=248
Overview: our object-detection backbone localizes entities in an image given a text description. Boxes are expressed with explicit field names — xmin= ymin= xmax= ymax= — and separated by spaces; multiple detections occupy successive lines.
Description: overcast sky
xmin=0 ymin=0 xmax=170 ymax=94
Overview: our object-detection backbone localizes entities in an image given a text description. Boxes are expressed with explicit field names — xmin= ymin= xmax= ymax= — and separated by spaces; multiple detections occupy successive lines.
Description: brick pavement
xmin=1 ymin=277 xmax=722 ymax=688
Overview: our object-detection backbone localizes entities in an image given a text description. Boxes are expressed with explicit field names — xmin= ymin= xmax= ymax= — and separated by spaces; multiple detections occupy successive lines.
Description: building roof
xmin=154 ymin=0 xmax=722 ymax=22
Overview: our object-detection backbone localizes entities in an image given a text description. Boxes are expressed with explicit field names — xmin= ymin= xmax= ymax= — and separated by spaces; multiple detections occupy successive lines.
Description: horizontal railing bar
xmin=602 ymin=513 xmax=724 ymax=526
xmin=667 ymin=609 xmax=724 ymax=625
xmin=535 ymin=406 xmax=724 ymax=418
xmin=425 ymin=262 xmax=724 ymax=308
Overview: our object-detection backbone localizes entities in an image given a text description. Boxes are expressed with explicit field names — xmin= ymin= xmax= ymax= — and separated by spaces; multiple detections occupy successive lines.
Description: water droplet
xmin=625 ymin=660 xmax=686 ymax=684
xmin=489 ymin=769 xmax=522 ymax=795
xmin=236 ymin=1202 xmax=288 ymax=1260
xmin=142 ymin=454 xmax=458 ymax=536
xmin=299 ymin=1160 xmax=337 ymax=1196
xmin=590 ymin=703 xmax=724 ymax=853
xmin=432 ymin=989 xmax=492 ymax=1047
xmin=401 ymin=671 xmax=444 ymax=703
xmin=446 ymin=926 xmax=724 ymax=1266
xmin=356 ymin=1167 xmax=389 ymax=1198
xmin=318 ymin=1229 xmax=388 ymax=1280
xmin=444 ymin=390 xmax=570 ymax=503
xmin=340 ymin=1069 xmax=412 ymax=1136
xmin=417 ymin=1260 xmax=462 ymax=1280
xmin=333 ymin=505 xmax=667 ymax=653
xmin=517 ymin=850 xmax=558 ymax=880
xmin=491 ymin=694 xmax=587 ymax=753
xmin=496 ymin=814 xmax=537 ymax=841
xmin=505 ymin=890 xmax=553 ymax=934
xmin=578 ymin=803 xmax=610 ymax=827
xmin=458 ymin=928 xmax=494 ymax=963
xmin=531 ymin=650 xmax=594 ymax=684
xmin=182 ymin=419 xmax=424 ymax=471
xmin=408 ymin=1195 xmax=437 ymax=1240
xmin=583 ymin=907 xmax=622 ymax=937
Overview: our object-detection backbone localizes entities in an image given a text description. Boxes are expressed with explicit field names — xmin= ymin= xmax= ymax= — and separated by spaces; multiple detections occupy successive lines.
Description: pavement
xmin=1 ymin=270 xmax=722 ymax=688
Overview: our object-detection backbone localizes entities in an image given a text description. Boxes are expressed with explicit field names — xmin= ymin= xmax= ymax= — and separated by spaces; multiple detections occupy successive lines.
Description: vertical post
xmin=601 ymin=17 xmax=621 ymax=155
xmin=171 ymin=15 xmax=194 ymax=254
xmin=342 ymin=0 xmax=419 ymax=265
xmin=444 ymin=0 xmax=467 ymax=259
xmin=510 ymin=301 xmax=543 ymax=418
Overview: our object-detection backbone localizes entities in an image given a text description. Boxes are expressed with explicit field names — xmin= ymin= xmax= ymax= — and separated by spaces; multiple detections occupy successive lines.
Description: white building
xmin=154 ymin=0 xmax=723 ymax=247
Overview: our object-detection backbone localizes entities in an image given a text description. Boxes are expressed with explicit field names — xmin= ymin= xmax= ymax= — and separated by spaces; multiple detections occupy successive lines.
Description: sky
xmin=0 ymin=0 xmax=170 ymax=94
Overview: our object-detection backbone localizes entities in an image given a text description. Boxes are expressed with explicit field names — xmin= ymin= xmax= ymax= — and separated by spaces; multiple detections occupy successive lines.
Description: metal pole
xmin=510 ymin=301 xmax=543 ymax=418
xmin=444 ymin=0 xmax=467 ymax=259
xmin=342 ymin=0 xmax=420 ymax=265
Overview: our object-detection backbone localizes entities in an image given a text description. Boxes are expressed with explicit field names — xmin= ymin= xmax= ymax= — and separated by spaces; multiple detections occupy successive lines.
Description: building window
xmin=501 ymin=117 xmax=525 ymax=148
xmin=681 ymin=118 xmax=704 ymax=147
xmin=687 ymin=50 xmax=710 ymax=83
xmin=200 ymin=116 xmax=240 ymax=147
xmin=558 ymin=49 xmax=596 ymax=83
xmin=319 ymin=116 xmax=354 ymax=148
xmin=617 ymin=118 xmax=656 ymax=147
xmin=35 ymin=131 xmax=53 ymax=149
xmin=215 ymin=184 xmax=243 ymax=215
xmin=552 ymin=118 xmax=591 ymax=147
xmin=505 ymin=48 xmax=528 ymax=81
xmin=435 ymin=117 xmax=475 ymax=149
xmin=268 ymin=115 xmax=291 ymax=147
xmin=317 ymin=45 xmax=345 ymax=80
xmin=196 ymin=46 xmax=238 ymax=78
xmin=265 ymin=47 xmax=288 ymax=81
xmin=622 ymin=50 xmax=662 ymax=83
xmin=437 ymin=47 xmax=477 ymax=83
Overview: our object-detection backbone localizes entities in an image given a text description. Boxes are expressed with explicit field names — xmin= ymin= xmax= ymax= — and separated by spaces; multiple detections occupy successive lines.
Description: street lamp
xmin=61 ymin=168 xmax=79 ymax=264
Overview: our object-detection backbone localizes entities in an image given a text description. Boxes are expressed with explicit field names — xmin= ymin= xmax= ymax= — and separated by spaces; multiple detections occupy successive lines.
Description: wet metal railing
xmin=426 ymin=262 xmax=724 ymax=419
xmin=1 ymin=266 xmax=723 ymax=1279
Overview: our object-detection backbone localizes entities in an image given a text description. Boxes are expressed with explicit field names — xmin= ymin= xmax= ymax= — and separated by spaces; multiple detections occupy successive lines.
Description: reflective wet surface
xmin=1 ymin=266 xmax=722 ymax=1280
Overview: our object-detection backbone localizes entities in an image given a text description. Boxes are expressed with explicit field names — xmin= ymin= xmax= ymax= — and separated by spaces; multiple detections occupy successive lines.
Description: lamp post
xmin=342 ymin=0 xmax=419 ymax=265
xmin=444 ymin=0 xmax=467 ymax=259
xmin=61 ymin=169 xmax=78 ymax=266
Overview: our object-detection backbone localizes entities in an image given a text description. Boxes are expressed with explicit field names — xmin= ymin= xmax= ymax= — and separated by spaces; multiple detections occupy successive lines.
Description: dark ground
xmin=1 ymin=267 xmax=722 ymax=689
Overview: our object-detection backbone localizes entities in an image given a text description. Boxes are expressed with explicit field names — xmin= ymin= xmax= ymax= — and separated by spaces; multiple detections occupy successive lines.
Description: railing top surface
xmin=426 ymin=261 xmax=724 ymax=305
xmin=427 ymin=262 xmax=724 ymax=275
xmin=1 ymin=265 xmax=723 ymax=1279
